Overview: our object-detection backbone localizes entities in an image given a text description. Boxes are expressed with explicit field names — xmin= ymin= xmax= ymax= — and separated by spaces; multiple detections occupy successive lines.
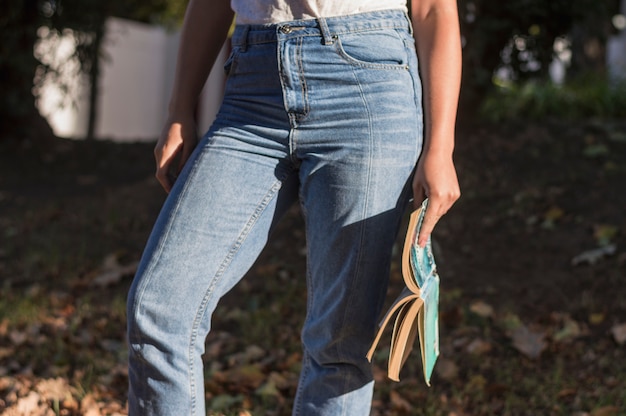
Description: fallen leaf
xmin=583 ymin=143 xmax=609 ymax=158
xmin=510 ymin=325 xmax=547 ymax=359
xmin=557 ymin=388 xmax=577 ymax=399
xmin=227 ymin=345 xmax=266 ymax=366
xmin=80 ymin=393 xmax=101 ymax=416
xmin=15 ymin=391 xmax=41 ymax=414
xmin=610 ymin=323 xmax=626 ymax=345
xmin=542 ymin=206 xmax=564 ymax=229
xmin=0 ymin=319 xmax=8 ymax=337
xmin=469 ymin=301 xmax=494 ymax=319
xmin=591 ymin=406 xmax=620 ymax=416
xmin=9 ymin=330 xmax=28 ymax=346
xmin=35 ymin=377 xmax=72 ymax=401
xmin=571 ymin=245 xmax=617 ymax=266
xmin=553 ymin=317 xmax=583 ymax=342
xmin=593 ymin=224 xmax=619 ymax=246
xmin=255 ymin=379 xmax=280 ymax=397
xmin=0 ymin=347 xmax=14 ymax=360
xmin=208 ymin=394 xmax=244 ymax=411
xmin=90 ymin=254 xmax=138 ymax=287
xmin=466 ymin=338 xmax=492 ymax=355
xmin=219 ymin=364 xmax=266 ymax=390
xmin=498 ymin=312 xmax=523 ymax=332
xmin=589 ymin=313 xmax=605 ymax=325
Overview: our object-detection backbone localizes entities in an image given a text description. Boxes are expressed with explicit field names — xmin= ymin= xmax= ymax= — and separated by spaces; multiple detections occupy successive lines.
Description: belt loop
xmin=317 ymin=17 xmax=333 ymax=45
xmin=240 ymin=25 xmax=250 ymax=52
xmin=404 ymin=12 xmax=414 ymax=35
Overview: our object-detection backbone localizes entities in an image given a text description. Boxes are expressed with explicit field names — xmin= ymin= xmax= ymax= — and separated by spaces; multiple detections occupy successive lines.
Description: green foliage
xmin=480 ymin=76 xmax=626 ymax=121
xmin=0 ymin=0 xmax=187 ymax=141
xmin=457 ymin=0 xmax=620 ymax=106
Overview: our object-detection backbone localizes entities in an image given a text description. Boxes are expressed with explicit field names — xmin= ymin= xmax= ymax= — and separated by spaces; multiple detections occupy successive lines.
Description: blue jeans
xmin=127 ymin=9 xmax=423 ymax=415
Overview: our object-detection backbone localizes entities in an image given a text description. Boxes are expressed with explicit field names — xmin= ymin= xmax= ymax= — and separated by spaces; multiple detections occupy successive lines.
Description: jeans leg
xmin=127 ymin=128 xmax=297 ymax=415
xmin=292 ymin=142 xmax=417 ymax=415
xmin=284 ymin=12 xmax=422 ymax=415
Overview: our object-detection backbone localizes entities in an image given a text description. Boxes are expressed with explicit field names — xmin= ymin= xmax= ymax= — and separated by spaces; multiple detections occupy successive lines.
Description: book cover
xmin=366 ymin=199 xmax=440 ymax=385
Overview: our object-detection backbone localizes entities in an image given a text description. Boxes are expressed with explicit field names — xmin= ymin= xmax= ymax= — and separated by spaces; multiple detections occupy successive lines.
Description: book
xmin=366 ymin=199 xmax=440 ymax=385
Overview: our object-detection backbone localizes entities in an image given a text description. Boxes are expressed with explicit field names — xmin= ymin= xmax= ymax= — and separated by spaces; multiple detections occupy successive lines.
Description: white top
xmin=231 ymin=0 xmax=407 ymax=24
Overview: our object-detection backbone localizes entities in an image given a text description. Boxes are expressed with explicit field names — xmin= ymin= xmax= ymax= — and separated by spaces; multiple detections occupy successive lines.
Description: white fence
xmin=37 ymin=13 xmax=626 ymax=142
xmin=37 ymin=17 xmax=227 ymax=142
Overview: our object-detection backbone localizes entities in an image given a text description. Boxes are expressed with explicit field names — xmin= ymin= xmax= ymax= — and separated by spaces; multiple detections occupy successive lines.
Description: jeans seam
xmin=293 ymin=351 xmax=311 ymax=416
xmin=337 ymin=64 xmax=373 ymax=401
xmin=129 ymin=145 xmax=205 ymax=415
xmin=333 ymin=34 xmax=410 ymax=71
xmin=187 ymin=177 xmax=284 ymax=414
xmin=297 ymin=36 xmax=309 ymax=118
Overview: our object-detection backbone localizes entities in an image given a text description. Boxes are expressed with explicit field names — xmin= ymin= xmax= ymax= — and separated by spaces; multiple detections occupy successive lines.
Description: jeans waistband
xmin=231 ymin=9 xmax=412 ymax=49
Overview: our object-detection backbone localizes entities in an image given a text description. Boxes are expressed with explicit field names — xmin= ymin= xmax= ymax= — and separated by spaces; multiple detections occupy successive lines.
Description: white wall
xmin=37 ymin=17 xmax=227 ymax=142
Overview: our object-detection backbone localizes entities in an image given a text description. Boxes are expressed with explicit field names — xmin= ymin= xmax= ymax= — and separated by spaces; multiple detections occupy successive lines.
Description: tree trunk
xmin=0 ymin=0 xmax=56 ymax=145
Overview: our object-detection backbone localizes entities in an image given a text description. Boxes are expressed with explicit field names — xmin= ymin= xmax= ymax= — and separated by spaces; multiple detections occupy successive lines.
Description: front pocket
xmin=333 ymin=30 xmax=409 ymax=70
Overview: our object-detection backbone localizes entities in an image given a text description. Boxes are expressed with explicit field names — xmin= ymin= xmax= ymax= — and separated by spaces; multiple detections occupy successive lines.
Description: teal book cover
xmin=366 ymin=199 xmax=440 ymax=385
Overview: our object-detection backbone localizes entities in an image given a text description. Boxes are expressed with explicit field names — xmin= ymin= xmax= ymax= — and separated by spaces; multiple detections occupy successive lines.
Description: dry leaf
xmin=469 ymin=301 xmax=494 ymax=319
xmin=589 ymin=313 xmax=605 ymax=325
xmin=227 ymin=345 xmax=266 ymax=366
xmin=557 ymin=388 xmax=577 ymax=399
xmin=610 ymin=323 xmax=626 ymax=345
xmin=15 ymin=391 xmax=41 ymax=414
xmin=553 ymin=317 xmax=583 ymax=342
xmin=591 ymin=406 xmax=620 ymax=416
xmin=90 ymin=254 xmax=138 ymax=287
xmin=255 ymin=379 xmax=280 ymax=397
xmin=510 ymin=325 xmax=547 ymax=359
xmin=466 ymin=338 xmax=493 ymax=355
xmin=220 ymin=364 xmax=266 ymax=390
xmin=35 ymin=377 xmax=72 ymax=401
xmin=81 ymin=393 xmax=101 ymax=416
xmin=593 ymin=224 xmax=619 ymax=246
xmin=572 ymin=245 xmax=617 ymax=266
xmin=0 ymin=318 xmax=9 ymax=337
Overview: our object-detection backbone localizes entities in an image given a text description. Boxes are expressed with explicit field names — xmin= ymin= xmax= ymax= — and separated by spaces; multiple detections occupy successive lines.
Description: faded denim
xmin=127 ymin=9 xmax=423 ymax=416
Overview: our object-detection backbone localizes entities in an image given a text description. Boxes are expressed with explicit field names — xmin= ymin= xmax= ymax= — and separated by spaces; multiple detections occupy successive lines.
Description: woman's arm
xmin=155 ymin=0 xmax=234 ymax=192
xmin=410 ymin=0 xmax=462 ymax=246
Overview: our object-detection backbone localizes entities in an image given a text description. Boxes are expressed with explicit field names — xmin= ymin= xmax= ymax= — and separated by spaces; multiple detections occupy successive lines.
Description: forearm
xmin=411 ymin=0 xmax=462 ymax=154
xmin=168 ymin=0 xmax=234 ymax=117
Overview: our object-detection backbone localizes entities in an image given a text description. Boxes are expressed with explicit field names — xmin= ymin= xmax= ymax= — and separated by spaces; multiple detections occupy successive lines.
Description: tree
xmin=0 ymin=0 xmax=186 ymax=144
xmin=456 ymin=0 xmax=620 ymax=107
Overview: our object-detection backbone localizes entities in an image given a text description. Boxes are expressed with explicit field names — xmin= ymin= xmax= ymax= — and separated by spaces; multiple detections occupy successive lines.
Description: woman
xmin=127 ymin=0 xmax=461 ymax=414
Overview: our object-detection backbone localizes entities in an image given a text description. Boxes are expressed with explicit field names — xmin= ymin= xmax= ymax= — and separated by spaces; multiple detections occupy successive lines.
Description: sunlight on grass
xmin=481 ymin=76 xmax=626 ymax=121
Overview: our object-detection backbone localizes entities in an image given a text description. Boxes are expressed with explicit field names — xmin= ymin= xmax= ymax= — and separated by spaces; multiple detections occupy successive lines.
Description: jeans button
xmin=279 ymin=26 xmax=292 ymax=34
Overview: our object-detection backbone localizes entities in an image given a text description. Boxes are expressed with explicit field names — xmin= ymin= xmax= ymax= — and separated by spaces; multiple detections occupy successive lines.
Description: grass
xmin=1 ymin=122 xmax=625 ymax=414
xmin=480 ymin=75 xmax=626 ymax=122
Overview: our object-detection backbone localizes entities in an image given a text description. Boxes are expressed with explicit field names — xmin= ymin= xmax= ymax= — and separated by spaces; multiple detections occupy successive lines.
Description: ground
xmin=0 ymin=119 xmax=624 ymax=415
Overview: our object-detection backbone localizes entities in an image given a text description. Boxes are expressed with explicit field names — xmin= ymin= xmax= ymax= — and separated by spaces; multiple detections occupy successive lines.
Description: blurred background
xmin=1 ymin=1 xmax=625 ymax=415
xmin=2 ymin=0 xmax=625 ymax=142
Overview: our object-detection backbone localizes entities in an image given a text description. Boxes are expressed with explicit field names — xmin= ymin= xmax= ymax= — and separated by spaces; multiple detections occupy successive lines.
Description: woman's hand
xmin=410 ymin=0 xmax=462 ymax=247
xmin=412 ymin=147 xmax=460 ymax=247
xmin=154 ymin=115 xmax=198 ymax=193
xmin=153 ymin=0 xmax=233 ymax=193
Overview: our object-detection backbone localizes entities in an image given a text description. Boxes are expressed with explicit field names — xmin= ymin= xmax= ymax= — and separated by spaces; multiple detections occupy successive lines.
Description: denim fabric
xmin=127 ymin=9 xmax=423 ymax=415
